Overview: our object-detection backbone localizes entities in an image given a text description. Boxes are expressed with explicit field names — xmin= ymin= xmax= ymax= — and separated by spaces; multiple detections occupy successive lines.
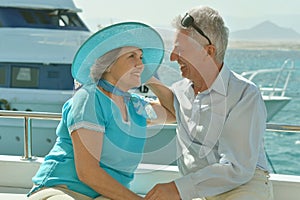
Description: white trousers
xmin=27 ymin=185 xmax=110 ymax=200
xmin=194 ymin=169 xmax=274 ymax=200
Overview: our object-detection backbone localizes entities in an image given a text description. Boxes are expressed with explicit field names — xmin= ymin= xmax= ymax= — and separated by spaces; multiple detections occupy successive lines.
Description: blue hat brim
xmin=72 ymin=22 xmax=164 ymax=84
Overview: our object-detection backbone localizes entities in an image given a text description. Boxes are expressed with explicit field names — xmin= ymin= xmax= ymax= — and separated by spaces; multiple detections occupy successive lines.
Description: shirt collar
xmin=173 ymin=65 xmax=230 ymax=97
xmin=209 ymin=64 xmax=230 ymax=96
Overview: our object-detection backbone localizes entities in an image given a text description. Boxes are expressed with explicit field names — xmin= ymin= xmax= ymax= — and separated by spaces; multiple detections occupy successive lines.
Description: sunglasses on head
xmin=181 ymin=13 xmax=212 ymax=45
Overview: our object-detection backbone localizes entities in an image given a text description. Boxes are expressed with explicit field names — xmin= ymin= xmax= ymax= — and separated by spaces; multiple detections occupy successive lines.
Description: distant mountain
xmin=230 ymin=21 xmax=300 ymax=41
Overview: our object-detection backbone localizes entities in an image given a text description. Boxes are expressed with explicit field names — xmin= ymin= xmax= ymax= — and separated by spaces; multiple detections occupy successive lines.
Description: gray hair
xmin=172 ymin=6 xmax=229 ymax=63
xmin=90 ymin=47 xmax=122 ymax=82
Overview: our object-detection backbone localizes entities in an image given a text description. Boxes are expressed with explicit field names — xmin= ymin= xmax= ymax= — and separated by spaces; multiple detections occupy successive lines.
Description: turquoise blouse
xmin=29 ymin=83 xmax=147 ymax=198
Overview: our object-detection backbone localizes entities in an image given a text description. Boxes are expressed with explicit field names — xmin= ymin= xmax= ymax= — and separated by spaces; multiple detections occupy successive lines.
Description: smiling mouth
xmin=132 ymin=72 xmax=142 ymax=77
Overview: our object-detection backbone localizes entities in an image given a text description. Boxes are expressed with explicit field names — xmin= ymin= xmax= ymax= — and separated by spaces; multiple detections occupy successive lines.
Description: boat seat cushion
xmin=0 ymin=193 xmax=27 ymax=200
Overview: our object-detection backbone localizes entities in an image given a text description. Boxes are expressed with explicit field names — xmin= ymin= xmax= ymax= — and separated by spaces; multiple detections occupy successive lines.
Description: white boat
xmin=240 ymin=58 xmax=294 ymax=121
xmin=0 ymin=0 xmax=92 ymax=113
xmin=0 ymin=0 xmax=92 ymax=157
xmin=0 ymin=110 xmax=300 ymax=199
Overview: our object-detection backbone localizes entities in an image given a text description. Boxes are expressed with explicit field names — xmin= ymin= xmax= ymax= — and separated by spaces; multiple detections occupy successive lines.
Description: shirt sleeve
xmin=174 ymin=87 xmax=267 ymax=199
xmin=66 ymin=85 xmax=105 ymax=134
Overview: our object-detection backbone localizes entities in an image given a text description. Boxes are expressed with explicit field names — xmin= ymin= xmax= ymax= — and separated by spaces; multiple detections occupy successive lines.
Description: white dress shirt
xmin=171 ymin=65 xmax=269 ymax=200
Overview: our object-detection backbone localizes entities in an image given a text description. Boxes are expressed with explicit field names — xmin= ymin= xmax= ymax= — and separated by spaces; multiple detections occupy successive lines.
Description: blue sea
xmin=157 ymin=48 xmax=300 ymax=176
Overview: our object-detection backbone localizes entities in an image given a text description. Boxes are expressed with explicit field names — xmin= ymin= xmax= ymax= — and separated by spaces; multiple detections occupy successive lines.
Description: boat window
xmin=0 ymin=7 xmax=89 ymax=31
xmin=59 ymin=14 xmax=70 ymax=27
xmin=1 ymin=63 xmax=74 ymax=90
xmin=47 ymin=71 xmax=59 ymax=78
xmin=58 ymin=11 xmax=85 ymax=28
xmin=11 ymin=66 xmax=39 ymax=88
xmin=20 ymin=10 xmax=36 ymax=24
xmin=39 ymin=64 xmax=74 ymax=90
xmin=36 ymin=11 xmax=52 ymax=25
xmin=0 ymin=67 xmax=6 ymax=85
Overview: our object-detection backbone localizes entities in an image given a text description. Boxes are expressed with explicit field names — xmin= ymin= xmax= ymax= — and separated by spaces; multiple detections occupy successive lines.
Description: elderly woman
xmin=27 ymin=22 xmax=174 ymax=200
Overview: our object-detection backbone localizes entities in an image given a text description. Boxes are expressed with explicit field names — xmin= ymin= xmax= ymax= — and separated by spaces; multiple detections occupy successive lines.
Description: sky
xmin=73 ymin=0 xmax=300 ymax=34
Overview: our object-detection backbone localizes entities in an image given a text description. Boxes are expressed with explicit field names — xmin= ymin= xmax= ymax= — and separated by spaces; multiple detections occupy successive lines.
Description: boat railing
xmin=0 ymin=110 xmax=61 ymax=160
xmin=1 ymin=110 xmax=300 ymax=160
xmin=240 ymin=58 xmax=295 ymax=97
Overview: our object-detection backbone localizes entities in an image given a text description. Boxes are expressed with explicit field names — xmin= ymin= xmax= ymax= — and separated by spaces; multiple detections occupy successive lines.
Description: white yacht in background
xmin=0 ymin=0 xmax=92 ymax=155
xmin=241 ymin=58 xmax=294 ymax=121
xmin=0 ymin=0 xmax=92 ymax=113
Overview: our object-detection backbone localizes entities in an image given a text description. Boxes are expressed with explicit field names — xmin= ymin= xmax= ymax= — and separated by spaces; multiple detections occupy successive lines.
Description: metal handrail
xmin=0 ymin=110 xmax=300 ymax=160
xmin=0 ymin=110 xmax=61 ymax=160
xmin=266 ymin=123 xmax=300 ymax=133
xmin=240 ymin=58 xmax=295 ymax=97
xmin=0 ymin=110 xmax=61 ymax=120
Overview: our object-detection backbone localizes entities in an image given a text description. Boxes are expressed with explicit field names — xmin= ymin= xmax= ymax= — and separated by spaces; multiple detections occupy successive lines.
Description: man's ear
xmin=207 ymin=45 xmax=215 ymax=56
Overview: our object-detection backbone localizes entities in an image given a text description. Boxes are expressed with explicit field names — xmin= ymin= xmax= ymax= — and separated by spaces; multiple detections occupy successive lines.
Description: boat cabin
xmin=0 ymin=0 xmax=92 ymax=112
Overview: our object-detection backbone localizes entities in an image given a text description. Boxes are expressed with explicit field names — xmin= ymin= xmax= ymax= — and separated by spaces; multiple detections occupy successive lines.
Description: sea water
xmin=157 ymin=49 xmax=300 ymax=175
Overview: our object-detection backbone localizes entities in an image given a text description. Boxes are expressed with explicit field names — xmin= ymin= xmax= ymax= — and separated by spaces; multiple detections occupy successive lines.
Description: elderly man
xmin=146 ymin=6 xmax=274 ymax=200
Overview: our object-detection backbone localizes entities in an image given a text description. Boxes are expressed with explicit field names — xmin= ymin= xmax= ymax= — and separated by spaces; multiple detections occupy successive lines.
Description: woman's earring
xmin=105 ymin=66 xmax=111 ymax=73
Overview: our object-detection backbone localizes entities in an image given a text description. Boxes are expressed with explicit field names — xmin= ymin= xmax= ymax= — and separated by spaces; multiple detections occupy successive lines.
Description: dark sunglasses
xmin=181 ymin=13 xmax=212 ymax=45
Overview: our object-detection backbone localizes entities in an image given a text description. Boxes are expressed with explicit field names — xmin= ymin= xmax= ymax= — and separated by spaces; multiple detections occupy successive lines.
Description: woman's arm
xmin=71 ymin=128 xmax=143 ymax=200
xmin=145 ymin=77 xmax=176 ymax=125
xmin=147 ymin=101 xmax=176 ymax=125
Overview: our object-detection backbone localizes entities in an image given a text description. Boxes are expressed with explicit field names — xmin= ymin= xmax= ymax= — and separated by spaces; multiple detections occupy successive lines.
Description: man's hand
xmin=144 ymin=181 xmax=181 ymax=200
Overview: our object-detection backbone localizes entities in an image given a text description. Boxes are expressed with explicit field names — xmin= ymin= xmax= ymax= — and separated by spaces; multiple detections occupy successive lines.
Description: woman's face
xmin=107 ymin=46 xmax=144 ymax=91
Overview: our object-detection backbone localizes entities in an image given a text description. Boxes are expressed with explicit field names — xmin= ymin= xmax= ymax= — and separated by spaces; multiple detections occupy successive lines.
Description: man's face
xmin=170 ymin=30 xmax=209 ymax=82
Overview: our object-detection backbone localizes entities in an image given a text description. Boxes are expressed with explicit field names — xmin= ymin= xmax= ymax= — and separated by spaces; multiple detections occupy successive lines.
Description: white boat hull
xmin=0 ymin=88 xmax=73 ymax=113
xmin=263 ymin=96 xmax=291 ymax=121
